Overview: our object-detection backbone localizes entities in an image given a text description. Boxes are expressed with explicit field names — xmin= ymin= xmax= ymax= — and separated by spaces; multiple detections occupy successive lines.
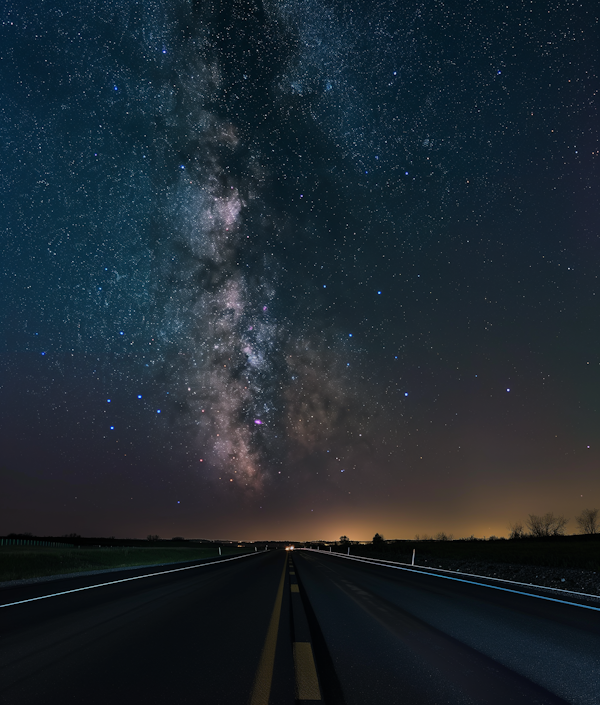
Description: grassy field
xmin=329 ymin=537 xmax=600 ymax=572
xmin=0 ymin=546 xmax=252 ymax=583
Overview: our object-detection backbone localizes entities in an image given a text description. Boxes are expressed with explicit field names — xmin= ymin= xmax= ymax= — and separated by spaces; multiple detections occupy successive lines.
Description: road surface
xmin=294 ymin=549 xmax=600 ymax=704
xmin=1 ymin=548 xmax=599 ymax=704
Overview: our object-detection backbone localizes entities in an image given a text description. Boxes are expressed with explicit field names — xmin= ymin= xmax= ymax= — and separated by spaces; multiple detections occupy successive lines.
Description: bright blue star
xmin=114 ymin=86 xmax=118 ymax=91
xmin=119 ymin=331 xmax=124 ymax=335
xmin=137 ymin=394 xmax=142 ymax=399
xmin=377 ymin=291 xmax=381 ymax=295
xmin=157 ymin=409 xmax=161 ymax=414
xmin=405 ymin=171 xmax=409 ymax=176
xmin=506 ymin=388 xmax=510 ymax=392
xmin=349 ymin=333 xmax=353 ymax=337
xmin=404 ymin=392 xmax=408 ymax=397
xmin=110 ymin=426 xmax=114 ymax=430
xmin=41 ymin=352 xmax=45 ymax=356
xmin=107 ymin=399 xmax=111 ymax=403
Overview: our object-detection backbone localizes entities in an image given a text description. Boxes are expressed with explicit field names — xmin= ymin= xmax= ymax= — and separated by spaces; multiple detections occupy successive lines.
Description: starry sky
xmin=1 ymin=0 xmax=599 ymax=541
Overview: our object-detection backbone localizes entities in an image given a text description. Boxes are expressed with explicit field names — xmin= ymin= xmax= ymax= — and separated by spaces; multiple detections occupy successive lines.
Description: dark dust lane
xmin=0 ymin=551 xmax=295 ymax=705
xmin=293 ymin=550 xmax=600 ymax=705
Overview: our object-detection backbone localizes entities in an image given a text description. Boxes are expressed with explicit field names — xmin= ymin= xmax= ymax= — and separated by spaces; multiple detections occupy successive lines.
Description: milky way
xmin=2 ymin=0 xmax=598 ymax=538
xmin=140 ymin=0 xmax=372 ymax=489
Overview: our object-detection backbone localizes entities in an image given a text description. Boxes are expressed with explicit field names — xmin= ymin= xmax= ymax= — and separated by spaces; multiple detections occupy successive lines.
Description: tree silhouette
xmin=526 ymin=512 xmax=568 ymax=537
xmin=575 ymin=508 xmax=599 ymax=535
xmin=508 ymin=522 xmax=525 ymax=539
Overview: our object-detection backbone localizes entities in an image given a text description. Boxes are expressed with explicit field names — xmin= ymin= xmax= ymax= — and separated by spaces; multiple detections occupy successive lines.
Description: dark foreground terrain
xmin=1 ymin=548 xmax=599 ymax=704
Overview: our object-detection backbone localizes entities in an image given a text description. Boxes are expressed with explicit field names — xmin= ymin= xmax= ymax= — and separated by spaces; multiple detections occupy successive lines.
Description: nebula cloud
xmin=130 ymin=0 xmax=376 ymax=491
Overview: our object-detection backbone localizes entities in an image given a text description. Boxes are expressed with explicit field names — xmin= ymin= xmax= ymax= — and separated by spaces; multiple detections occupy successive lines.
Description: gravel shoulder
xmin=412 ymin=556 xmax=600 ymax=599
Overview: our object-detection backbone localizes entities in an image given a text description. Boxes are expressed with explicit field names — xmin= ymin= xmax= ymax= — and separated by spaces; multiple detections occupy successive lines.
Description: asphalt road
xmin=1 ymin=549 xmax=599 ymax=704
xmin=0 ymin=551 xmax=296 ymax=704
xmin=293 ymin=549 xmax=600 ymax=705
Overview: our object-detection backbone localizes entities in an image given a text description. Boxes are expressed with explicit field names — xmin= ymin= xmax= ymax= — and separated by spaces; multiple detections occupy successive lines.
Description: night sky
xmin=1 ymin=0 xmax=598 ymax=541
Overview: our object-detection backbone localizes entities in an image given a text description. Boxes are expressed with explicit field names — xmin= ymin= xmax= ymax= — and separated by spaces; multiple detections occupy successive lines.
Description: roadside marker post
xmin=219 ymin=547 xmax=221 ymax=556
xmin=347 ymin=547 xmax=350 ymax=555
xmin=412 ymin=549 xmax=415 ymax=565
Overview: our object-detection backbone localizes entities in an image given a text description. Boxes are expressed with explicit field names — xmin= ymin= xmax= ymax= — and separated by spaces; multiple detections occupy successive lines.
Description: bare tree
xmin=339 ymin=535 xmax=350 ymax=546
xmin=526 ymin=512 xmax=568 ymax=537
xmin=509 ymin=521 xmax=525 ymax=539
xmin=575 ymin=508 xmax=599 ymax=535
xmin=372 ymin=533 xmax=385 ymax=545
xmin=435 ymin=531 xmax=453 ymax=541
xmin=526 ymin=515 xmax=544 ymax=537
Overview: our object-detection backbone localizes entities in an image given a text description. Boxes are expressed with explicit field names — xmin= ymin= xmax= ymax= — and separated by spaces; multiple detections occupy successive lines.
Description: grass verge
xmin=0 ymin=546 xmax=252 ymax=583
xmin=328 ymin=537 xmax=600 ymax=572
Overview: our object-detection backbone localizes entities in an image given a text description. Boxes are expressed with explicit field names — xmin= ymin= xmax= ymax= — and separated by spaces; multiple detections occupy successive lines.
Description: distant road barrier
xmin=0 ymin=538 xmax=71 ymax=548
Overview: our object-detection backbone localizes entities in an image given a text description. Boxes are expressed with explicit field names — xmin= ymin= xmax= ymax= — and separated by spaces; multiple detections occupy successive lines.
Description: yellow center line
xmin=293 ymin=642 xmax=322 ymax=700
xmin=249 ymin=556 xmax=288 ymax=705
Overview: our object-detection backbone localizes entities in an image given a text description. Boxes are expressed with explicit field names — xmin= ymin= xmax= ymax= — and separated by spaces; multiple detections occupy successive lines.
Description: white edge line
xmin=314 ymin=551 xmax=600 ymax=600
xmin=0 ymin=552 xmax=260 ymax=609
xmin=301 ymin=549 xmax=600 ymax=613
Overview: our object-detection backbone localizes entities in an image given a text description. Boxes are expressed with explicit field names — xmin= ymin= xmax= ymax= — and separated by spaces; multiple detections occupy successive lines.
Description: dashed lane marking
xmin=291 ymin=584 xmax=299 ymax=593
xmin=293 ymin=642 xmax=322 ymax=700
